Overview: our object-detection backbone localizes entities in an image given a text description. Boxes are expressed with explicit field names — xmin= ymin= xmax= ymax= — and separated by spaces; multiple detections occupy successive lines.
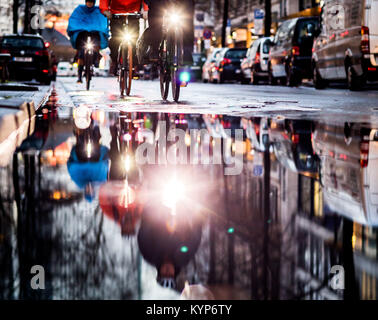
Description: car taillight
xmin=291 ymin=134 xmax=300 ymax=144
xmin=42 ymin=69 xmax=49 ymax=73
xmin=360 ymin=135 xmax=370 ymax=168
xmin=221 ymin=58 xmax=231 ymax=66
xmin=0 ymin=49 xmax=10 ymax=54
xmin=35 ymin=50 xmax=49 ymax=56
xmin=255 ymin=51 xmax=261 ymax=64
xmin=292 ymin=46 xmax=300 ymax=56
xmin=361 ymin=26 xmax=370 ymax=54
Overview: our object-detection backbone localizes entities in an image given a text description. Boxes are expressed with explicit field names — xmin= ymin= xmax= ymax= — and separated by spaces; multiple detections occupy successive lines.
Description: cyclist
xmin=67 ymin=0 xmax=109 ymax=83
xmin=100 ymin=0 xmax=148 ymax=75
xmin=143 ymin=0 xmax=194 ymax=64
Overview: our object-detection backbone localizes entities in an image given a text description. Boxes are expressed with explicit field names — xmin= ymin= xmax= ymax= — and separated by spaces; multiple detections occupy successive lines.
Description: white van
xmin=241 ymin=37 xmax=272 ymax=84
xmin=313 ymin=123 xmax=378 ymax=226
xmin=312 ymin=0 xmax=378 ymax=90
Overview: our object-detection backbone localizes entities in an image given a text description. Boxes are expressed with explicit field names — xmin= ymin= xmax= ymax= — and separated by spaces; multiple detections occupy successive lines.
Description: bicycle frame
xmin=114 ymin=13 xmax=142 ymax=96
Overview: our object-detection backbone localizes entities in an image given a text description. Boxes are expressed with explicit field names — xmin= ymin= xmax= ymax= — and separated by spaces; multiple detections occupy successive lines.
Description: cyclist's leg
xmin=109 ymin=17 xmax=124 ymax=75
xmin=128 ymin=16 xmax=140 ymax=75
xmin=90 ymin=32 xmax=101 ymax=68
xmin=145 ymin=0 xmax=166 ymax=60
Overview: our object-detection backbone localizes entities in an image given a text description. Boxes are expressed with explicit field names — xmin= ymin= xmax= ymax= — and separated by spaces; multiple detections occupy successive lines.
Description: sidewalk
xmin=0 ymin=82 xmax=52 ymax=166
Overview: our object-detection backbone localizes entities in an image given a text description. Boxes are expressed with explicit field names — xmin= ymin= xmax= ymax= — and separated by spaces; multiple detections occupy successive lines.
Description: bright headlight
xmin=86 ymin=41 xmax=94 ymax=50
xmin=123 ymin=32 xmax=133 ymax=42
xmin=169 ymin=13 xmax=181 ymax=25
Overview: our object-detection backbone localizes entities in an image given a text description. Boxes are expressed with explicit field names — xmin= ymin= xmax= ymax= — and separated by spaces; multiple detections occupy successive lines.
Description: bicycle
xmin=83 ymin=36 xmax=95 ymax=90
xmin=158 ymin=7 xmax=188 ymax=102
xmin=113 ymin=13 xmax=143 ymax=97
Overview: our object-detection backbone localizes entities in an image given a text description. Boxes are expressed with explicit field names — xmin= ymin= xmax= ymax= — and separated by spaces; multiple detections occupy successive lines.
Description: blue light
xmin=179 ymin=71 xmax=191 ymax=83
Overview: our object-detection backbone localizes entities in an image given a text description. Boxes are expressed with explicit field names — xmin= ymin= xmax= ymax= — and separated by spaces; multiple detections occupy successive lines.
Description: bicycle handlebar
xmin=112 ymin=12 xmax=143 ymax=18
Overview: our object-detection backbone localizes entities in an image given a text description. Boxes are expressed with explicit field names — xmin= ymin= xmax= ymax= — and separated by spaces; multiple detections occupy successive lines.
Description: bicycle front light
xmin=86 ymin=41 xmax=94 ymax=50
xmin=123 ymin=32 xmax=133 ymax=43
xmin=169 ymin=12 xmax=181 ymax=25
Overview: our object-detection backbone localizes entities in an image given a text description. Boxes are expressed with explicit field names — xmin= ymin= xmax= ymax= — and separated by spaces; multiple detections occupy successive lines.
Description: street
xmin=60 ymin=76 xmax=378 ymax=123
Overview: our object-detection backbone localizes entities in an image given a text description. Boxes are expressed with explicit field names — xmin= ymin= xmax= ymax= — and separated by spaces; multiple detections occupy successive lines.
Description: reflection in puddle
xmin=0 ymin=93 xmax=377 ymax=300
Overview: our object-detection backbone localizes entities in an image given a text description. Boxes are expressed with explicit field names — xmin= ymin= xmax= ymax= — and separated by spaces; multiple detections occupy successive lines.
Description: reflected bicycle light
xmin=124 ymin=154 xmax=132 ymax=173
xmin=162 ymin=179 xmax=185 ymax=213
xmin=86 ymin=141 xmax=92 ymax=158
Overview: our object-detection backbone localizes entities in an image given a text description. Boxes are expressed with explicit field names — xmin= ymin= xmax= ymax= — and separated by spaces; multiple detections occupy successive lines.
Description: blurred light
xmin=179 ymin=71 xmax=191 ymax=83
xmin=124 ymin=133 xmax=132 ymax=141
xmin=169 ymin=12 xmax=181 ymax=25
xmin=123 ymin=32 xmax=133 ymax=42
xmin=227 ymin=227 xmax=234 ymax=234
xmin=185 ymin=132 xmax=191 ymax=146
xmin=124 ymin=154 xmax=132 ymax=172
xmin=180 ymin=246 xmax=189 ymax=253
xmin=87 ymin=141 xmax=92 ymax=158
xmin=86 ymin=40 xmax=94 ymax=50
xmin=163 ymin=179 xmax=185 ymax=211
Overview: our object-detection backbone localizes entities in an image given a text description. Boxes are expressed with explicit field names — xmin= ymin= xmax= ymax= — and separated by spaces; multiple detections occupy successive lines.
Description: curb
xmin=0 ymin=83 xmax=53 ymax=167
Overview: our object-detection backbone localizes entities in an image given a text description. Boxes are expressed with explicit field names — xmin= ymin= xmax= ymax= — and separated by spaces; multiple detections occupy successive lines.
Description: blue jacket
xmin=67 ymin=3 xmax=109 ymax=50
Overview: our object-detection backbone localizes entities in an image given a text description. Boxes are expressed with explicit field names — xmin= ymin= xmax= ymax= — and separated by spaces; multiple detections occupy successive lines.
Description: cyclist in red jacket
xmin=144 ymin=0 xmax=194 ymax=64
xmin=100 ymin=0 xmax=147 ymax=74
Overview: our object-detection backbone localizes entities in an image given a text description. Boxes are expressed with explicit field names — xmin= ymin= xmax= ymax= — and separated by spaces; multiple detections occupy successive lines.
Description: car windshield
xmin=225 ymin=49 xmax=247 ymax=60
xmin=193 ymin=54 xmax=204 ymax=64
xmin=1 ymin=37 xmax=44 ymax=49
xmin=262 ymin=41 xmax=271 ymax=54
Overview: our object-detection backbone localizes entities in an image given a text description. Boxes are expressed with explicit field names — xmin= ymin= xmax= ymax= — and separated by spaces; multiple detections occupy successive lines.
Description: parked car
xmin=0 ymin=34 xmax=54 ymax=84
xmin=209 ymin=48 xmax=247 ymax=83
xmin=270 ymin=119 xmax=319 ymax=177
xmin=190 ymin=53 xmax=206 ymax=81
xmin=268 ymin=17 xmax=319 ymax=86
xmin=241 ymin=37 xmax=272 ymax=84
xmin=312 ymin=122 xmax=378 ymax=226
xmin=57 ymin=61 xmax=75 ymax=77
xmin=202 ymin=48 xmax=226 ymax=83
xmin=312 ymin=0 xmax=378 ymax=90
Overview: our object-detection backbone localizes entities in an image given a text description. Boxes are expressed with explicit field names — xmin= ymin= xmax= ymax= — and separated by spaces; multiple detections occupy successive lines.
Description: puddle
xmin=0 ymin=92 xmax=377 ymax=300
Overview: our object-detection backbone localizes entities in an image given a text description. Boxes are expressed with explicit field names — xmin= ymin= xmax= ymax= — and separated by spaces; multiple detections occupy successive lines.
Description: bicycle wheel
xmin=159 ymin=40 xmax=170 ymax=101
xmin=126 ymin=44 xmax=133 ymax=96
xmin=85 ymin=53 xmax=92 ymax=91
xmin=119 ymin=45 xmax=127 ymax=97
xmin=169 ymin=29 xmax=183 ymax=102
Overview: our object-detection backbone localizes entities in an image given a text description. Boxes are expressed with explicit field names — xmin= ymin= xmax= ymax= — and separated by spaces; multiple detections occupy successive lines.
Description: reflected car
xmin=241 ymin=37 xmax=272 ymax=84
xmin=241 ymin=117 xmax=269 ymax=152
xmin=0 ymin=34 xmax=54 ymax=84
xmin=209 ymin=48 xmax=247 ymax=83
xmin=312 ymin=123 xmax=378 ymax=226
xmin=270 ymin=119 xmax=319 ymax=176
